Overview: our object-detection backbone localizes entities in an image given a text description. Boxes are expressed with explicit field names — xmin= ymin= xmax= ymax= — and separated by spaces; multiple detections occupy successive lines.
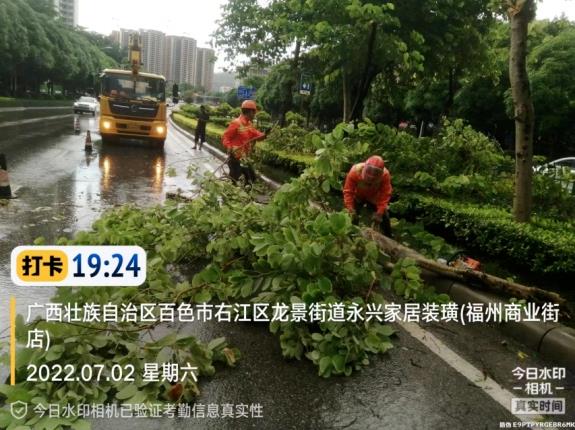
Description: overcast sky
xmin=78 ymin=0 xmax=575 ymax=72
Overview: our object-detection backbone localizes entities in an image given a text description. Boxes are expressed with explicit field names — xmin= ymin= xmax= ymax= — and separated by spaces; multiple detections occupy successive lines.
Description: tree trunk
xmin=442 ymin=67 xmax=458 ymax=118
xmin=362 ymin=228 xmax=569 ymax=312
xmin=350 ymin=21 xmax=378 ymax=121
xmin=509 ymin=0 xmax=535 ymax=223
xmin=279 ymin=38 xmax=302 ymax=127
xmin=342 ymin=70 xmax=352 ymax=122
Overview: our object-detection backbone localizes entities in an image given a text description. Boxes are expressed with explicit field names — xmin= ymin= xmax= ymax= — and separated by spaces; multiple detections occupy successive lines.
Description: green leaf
xmin=44 ymin=418 xmax=73 ymax=430
xmin=332 ymin=355 xmax=346 ymax=373
xmin=116 ymin=385 xmax=138 ymax=400
xmin=311 ymin=333 xmax=323 ymax=341
xmin=308 ymin=350 xmax=320 ymax=361
xmin=269 ymin=320 xmax=280 ymax=334
xmin=311 ymin=242 xmax=323 ymax=256
xmin=329 ymin=212 xmax=348 ymax=234
xmin=0 ymin=384 xmax=33 ymax=402
xmin=71 ymin=420 xmax=91 ymax=430
xmin=195 ymin=289 xmax=212 ymax=303
xmin=318 ymin=277 xmax=332 ymax=293
xmin=240 ymin=282 xmax=253 ymax=298
xmin=156 ymin=347 xmax=172 ymax=364
xmin=316 ymin=156 xmax=331 ymax=174
xmin=373 ymin=325 xmax=395 ymax=337
xmin=379 ymin=341 xmax=393 ymax=353
xmin=203 ymin=265 xmax=220 ymax=283
xmin=0 ymin=411 xmax=12 ymax=428
xmin=319 ymin=356 xmax=332 ymax=375
xmin=290 ymin=296 xmax=303 ymax=304
xmin=33 ymin=237 xmax=46 ymax=245
xmin=321 ymin=180 xmax=330 ymax=193
xmin=365 ymin=334 xmax=381 ymax=349
xmin=125 ymin=391 xmax=147 ymax=404
xmin=207 ymin=337 xmax=227 ymax=351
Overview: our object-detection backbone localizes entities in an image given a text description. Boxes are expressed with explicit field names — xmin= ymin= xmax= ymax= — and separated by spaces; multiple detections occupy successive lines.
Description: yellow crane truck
xmin=98 ymin=34 xmax=167 ymax=146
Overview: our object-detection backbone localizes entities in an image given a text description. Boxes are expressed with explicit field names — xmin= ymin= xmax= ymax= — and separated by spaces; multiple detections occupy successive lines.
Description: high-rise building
xmin=164 ymin=36 xmax=197 ymax=86
xmin=164 ymin=36 xmax=179 ymax=82
xmin=140 ymin=29 xmax=165 ymax=76
xmin=178 ymin=37 xmax=197 ymax=87
xmin=118 ymin=29 xmax=137 ymax=50
xmin=110 ymin=30 xmax=121 ymax=46
xmin=109 ymin=28 xmax=215 ymax=90
xmin=195 ymin=48 xmax=215 ymax=92
xmin=53 ymin=0 xmax=78 ymax=26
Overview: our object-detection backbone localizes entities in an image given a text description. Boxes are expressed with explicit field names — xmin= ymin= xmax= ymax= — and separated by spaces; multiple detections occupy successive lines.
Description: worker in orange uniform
xmin=343 ymin=155 xmax=393 ymax=237
xmin=222 ymin=100 xmax=266 ymax=185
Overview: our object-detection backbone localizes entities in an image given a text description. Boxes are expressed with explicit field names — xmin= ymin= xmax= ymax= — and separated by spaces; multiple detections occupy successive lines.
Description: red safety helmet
xmin=362 ymin=155 xmax=385 ymax=181
xmin=241 ymin=100 xmax=257 ymax=110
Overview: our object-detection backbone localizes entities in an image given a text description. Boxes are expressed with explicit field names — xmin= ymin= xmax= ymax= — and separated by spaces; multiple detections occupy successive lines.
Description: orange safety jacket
xmin=222 ymin=114 xmax=265 ymax=160
xmin=343 ymin=162 xmax=392 ymax=215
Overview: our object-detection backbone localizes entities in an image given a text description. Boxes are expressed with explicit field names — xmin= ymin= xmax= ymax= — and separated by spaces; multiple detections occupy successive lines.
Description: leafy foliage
xmin=4 ymin=123 xmax=453 ymax=430
xmin=0 ymin=0 xmax=117 ymax=96
xmin=264 ymin=124 xmax=322 ymax=154
xmin=393 ymin=194 xmax=575 ymax=274
xmin=529 ymin=25 xmax=575 ymax=154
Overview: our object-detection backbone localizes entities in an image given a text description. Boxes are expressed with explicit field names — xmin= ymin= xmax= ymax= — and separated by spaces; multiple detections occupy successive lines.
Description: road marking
xmin=398 ymin=317 xmax=544 ymax=423
xmin=0 ymin=114 xmax=72 ymax=128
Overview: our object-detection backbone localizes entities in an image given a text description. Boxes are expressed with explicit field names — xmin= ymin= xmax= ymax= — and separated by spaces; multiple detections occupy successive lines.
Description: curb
xmin=169 ymin=114 xmax=281 ymax=190
xmin=420 ymin=268 xmax=575 ymax=371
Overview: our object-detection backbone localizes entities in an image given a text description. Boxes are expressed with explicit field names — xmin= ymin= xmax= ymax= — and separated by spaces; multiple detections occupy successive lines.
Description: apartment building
xmin=165 ymin=36 xmax=197 ymax=87
xmin=114 ymin=29 xmax=137 ymax=50
xmin=140 ymin=29 xmax=165 ymax=76
xmin=108 ymin=28 xmax=214 ymax=91
xmin=195 ymin=48 xmax=215 ymax=92
xmin=52 ymin=0 xmax=78 ymax=26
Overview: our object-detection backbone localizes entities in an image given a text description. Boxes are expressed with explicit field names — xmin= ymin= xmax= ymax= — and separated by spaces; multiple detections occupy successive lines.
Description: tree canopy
xmin=214 ymin=0 xmax=575 ymax=157
xmin=0 ymin=0 xmax=118 ymax=97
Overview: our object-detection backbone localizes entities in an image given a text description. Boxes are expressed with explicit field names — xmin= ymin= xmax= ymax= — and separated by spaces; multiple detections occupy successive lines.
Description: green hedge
xmin=172 ymin=112 xmax=227 ymax=152
xmin=172 ymin=113 xmax=314 ymax=173
xmin=393 ymin=193 xmax=575 ymax=274
xmin=255 ymin=142 xmax=315 ymax=174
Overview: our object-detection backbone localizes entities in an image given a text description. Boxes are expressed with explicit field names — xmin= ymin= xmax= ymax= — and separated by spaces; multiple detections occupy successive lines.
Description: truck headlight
xmin=155 ymin=126 xmax=165 ymax=134
xmin=102 ymin=120 xmax=112 ymax=130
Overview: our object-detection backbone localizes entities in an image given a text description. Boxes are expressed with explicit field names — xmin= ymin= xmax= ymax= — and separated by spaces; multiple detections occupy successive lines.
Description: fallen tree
xmin=362 ymin=227 xmax=569 ymax=313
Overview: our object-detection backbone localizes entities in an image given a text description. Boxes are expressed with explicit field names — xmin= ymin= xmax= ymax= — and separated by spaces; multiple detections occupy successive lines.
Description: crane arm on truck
xmin=129 ymin=33 xmax=142 ymax=77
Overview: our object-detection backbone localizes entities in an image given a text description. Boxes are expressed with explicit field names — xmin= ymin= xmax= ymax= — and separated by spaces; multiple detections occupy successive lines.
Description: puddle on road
xmin=0 ymin=120 xmax=209 ymax=332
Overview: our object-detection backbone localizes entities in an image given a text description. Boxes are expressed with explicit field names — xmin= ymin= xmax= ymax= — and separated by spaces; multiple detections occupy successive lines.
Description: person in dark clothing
xmin=194 ymin=105 xmax=210 ymax=150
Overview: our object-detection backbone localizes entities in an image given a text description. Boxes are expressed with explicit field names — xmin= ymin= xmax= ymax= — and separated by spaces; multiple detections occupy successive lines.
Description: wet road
xmin=0 ymin=111 xmax=218 ymax=331
xmin=1 ymin=110 xmax=574 ymax=429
